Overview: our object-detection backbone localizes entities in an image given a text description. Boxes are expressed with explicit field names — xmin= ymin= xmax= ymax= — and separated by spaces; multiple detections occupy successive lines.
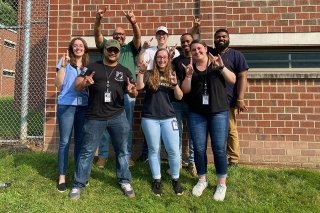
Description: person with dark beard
xmin=208 ymin=29 xmax=249 ymax=167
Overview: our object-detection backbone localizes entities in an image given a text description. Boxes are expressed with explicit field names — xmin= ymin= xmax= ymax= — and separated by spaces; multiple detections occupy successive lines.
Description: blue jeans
xmin=188 ymin=111 xmax=229 ymax=178
xmin=57 ymin=105 xmax=87 ymax=175
xmin=73 ymin=111 xmax=132 ymax=188
xmin=98 ymin=94 xmax=135 ymax=158
xmin=141 ymin=117 xmax=180 ymax=179
xmin=172 ymin=102 xmax=194 ymax=163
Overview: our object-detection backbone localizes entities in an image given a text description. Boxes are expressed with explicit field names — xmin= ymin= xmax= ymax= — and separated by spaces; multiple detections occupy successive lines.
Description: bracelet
xmin=131 ymin=21 xmax=137 ymax=25
xmin=61 ymin=65 xmax=66 ymax=68
xmin=138 ymin=70 xmax=145 ymax=74
xmin=186 ymin=75 xmax=192 ymax=79
xmin=172 ymin=83 xmax=178 ymax=87
xmin=219 ymin=66 xmax=225 ymax=74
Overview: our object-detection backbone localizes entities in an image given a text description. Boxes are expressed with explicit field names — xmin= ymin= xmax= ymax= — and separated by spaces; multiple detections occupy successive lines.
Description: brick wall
xmin=44 ymin=0 xmax=320 ymax=167
xmin=0 ymin=28 xmax=17 ymax=96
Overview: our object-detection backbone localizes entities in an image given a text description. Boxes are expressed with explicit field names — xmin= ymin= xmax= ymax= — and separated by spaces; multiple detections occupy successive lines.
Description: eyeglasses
xmin=72 ymin=45 xmax=84 ymax=49
xmin=156 ymin=56 xmax=168 ymax=60
xmin=114 ymin=33 xmax=125 ymax=36
xmin=106 ymin=47 xmax=120 ymax=54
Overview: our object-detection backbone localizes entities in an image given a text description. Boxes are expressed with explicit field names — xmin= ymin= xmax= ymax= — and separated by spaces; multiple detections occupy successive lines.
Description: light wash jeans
xmin=57 ymin=105 xmax=87 ymax=175
xmin=98 ymin=94 xmax=135 ymax=158
xmin=141 ymin=117 xmax=180 ymax=179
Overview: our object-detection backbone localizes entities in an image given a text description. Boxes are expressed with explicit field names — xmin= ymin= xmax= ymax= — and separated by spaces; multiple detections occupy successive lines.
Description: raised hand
xmin=137 ymin=59 xmax=149 ymax=72
xmin=123 ymin=10 xmax=136 ymax=25
xmin=182 ymin=57 xmax=194 ymax=78
xmin=127 ymin=77 xmax=137 ymax=93
xmin=96 ymin=6 xmax=108 ymax=20
xmin=61 ymin=49 xmax=70 ymax=67
xmin=169 ymin=43 xmax=178 ymax=59
xmin=169 ymin=71 xmax=178 ymax=86
xmin=82 ymin=71 xmax=95 ymax=87
xmin=208 ymin=52 xmax=224 ymax=69
xmin=142 ymin=37 xmax=153 ymax=49
xmin=193 ymin=16 xmax=201 ymax=27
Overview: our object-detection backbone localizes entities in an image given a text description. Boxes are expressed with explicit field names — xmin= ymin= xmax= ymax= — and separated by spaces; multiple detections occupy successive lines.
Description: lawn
xmin=0 ymin=97 xmax=43 ymax=139
xmin=0 ymin=150 xmax=320 ymax=213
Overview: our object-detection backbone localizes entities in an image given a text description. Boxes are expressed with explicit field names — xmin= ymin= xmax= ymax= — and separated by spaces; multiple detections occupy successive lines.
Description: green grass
xmin=0 ymin=97 xmax=43 ymax=138
xmin=0 ymin=151 xmax=320 ymax=213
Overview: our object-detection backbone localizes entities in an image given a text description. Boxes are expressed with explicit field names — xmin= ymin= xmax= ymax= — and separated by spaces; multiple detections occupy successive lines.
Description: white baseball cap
xmin=156 ymin=26 xmax=168 ymax=34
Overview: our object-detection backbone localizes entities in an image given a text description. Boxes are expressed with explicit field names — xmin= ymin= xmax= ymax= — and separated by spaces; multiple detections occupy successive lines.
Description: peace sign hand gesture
xmin=96 ymin=6 xmax=108 ymax=20
xmin=169 ymin=71 xmax=178 ymax=86
xmin=193 ymin=16 xmax=201 ymax=27
xmin=208 ymin=52 xmax=224 ymax=69
xmin=169 ymin=44 xmax=178 ymax=59
xmin=123 ymin=10 xmax=136 ymax=25
xmin=182 ymin=57 xmax=194 ymax=79
xmin=137 ymin=59 xmax=150 ymax=73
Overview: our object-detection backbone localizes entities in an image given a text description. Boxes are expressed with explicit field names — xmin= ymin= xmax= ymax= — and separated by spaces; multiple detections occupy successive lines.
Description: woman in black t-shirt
xmin=181 ymin=40 xmax=236 ymax=201
xmin=136 ymin=48 xmax=184 ymax=196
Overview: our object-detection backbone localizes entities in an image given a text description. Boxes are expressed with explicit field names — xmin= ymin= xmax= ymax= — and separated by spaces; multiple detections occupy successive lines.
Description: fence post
xmin=20 ymin=0 xmax=32 ymax=141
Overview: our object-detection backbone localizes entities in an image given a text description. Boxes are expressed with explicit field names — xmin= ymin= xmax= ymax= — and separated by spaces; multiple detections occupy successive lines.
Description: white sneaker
xmin=192 ymin=179 xmax=208 ymax=197
xmin=213 ymin=184 xmax=227 ymax=201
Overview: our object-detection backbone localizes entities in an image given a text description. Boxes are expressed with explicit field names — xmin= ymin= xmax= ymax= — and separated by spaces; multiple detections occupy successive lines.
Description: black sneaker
xmin=152 ymin=179 xmax=162 ymax=196
xmin=172 ymin=179 xmax=184 ymax=196
xmin=57 ymin=181 xmax=66 ymax=193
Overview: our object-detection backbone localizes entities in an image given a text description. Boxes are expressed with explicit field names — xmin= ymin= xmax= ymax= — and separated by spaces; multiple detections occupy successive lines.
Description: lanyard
xmin=203 ymin=57 xmax=210 ymax=95
xmin=103 ymin=64 xmax=118 ymax=92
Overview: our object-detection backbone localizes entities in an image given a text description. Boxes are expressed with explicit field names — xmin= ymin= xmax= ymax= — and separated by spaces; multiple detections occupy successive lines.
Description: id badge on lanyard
xmin=202 ymin=94 xmax=209 ymax=105
xmin=104 ymin=91 xmax=111 ymax=103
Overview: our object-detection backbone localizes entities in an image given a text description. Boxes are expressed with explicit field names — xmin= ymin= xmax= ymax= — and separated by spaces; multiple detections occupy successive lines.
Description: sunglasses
xmin=106 ymin=47 xmax=120 ymax=54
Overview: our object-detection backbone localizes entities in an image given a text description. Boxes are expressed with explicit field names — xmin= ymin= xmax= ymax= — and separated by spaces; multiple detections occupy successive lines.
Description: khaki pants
xmin=227 ymin=108 xmax=240 ymax=163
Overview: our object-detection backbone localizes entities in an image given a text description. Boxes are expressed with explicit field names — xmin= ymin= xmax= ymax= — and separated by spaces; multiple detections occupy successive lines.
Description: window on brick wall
xmin=89 ymin=51 xmax=103 ymax=63
xmin=243 ymin=51 xmax=320 ymax=69
xmin=3 ymin=39 xmax=16 ymax=49
xmin=2 ymin=69 xmax=15 ymax=77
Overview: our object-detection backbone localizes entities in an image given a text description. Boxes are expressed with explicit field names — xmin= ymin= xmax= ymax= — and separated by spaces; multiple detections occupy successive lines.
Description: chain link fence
xmin=0 ymin=0 xmax=48 ymax=146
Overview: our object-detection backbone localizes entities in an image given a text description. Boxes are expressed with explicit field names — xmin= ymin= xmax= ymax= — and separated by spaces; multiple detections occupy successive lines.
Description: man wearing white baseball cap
xmin=138 ymin=26 xmax=180 ymax=70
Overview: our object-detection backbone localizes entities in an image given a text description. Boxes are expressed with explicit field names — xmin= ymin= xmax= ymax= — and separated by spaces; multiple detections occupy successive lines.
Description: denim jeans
xmin=57 ymin=105 xmax=87 ymax=175
xmin=73 ymin=111 xmax=132 ymax=188
xmin=141 ymin=117 xmax=180 ymax=179
xmin=188 ymin=111 xmax=229 ymax=178
xmin=98 ymin=94 xmax=135 ymax=158
xmin=172 ymin=102 xmax=194 ymax=163
xmin=98 ymin=131 xmax=110 ymax=158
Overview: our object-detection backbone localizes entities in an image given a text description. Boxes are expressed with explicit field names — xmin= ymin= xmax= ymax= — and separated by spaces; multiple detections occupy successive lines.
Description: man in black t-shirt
xmin=69 ymin=39 xmax=138 ymax=200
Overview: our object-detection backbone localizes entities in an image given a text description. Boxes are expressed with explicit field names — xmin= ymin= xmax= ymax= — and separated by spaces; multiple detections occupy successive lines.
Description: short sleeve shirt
xmin=187 ymin=65 xmax=229 ymax=115
xmin=208 ymin=48 xmax=249 ymax=107
xmin=81 ymin=61 xmax=134 ymax=120
xmin=56 ymin=58 xmax=88 ymax=106
xmin=141 ymin=72 xmax=176 ymax=119
xmin=100 ymin=39 xmax=140 ymax=80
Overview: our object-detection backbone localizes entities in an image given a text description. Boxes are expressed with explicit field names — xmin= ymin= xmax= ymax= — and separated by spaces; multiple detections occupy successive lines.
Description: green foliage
xmin=0 ymin=97 xmax=44 ymax=138
xmin=0 ymin=151 xmax=320 ymax=213
xmin=0 ymin=1 xmax=17 ymax=27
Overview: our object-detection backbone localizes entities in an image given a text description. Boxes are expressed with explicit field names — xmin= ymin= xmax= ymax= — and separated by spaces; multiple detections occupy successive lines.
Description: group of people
xmin=54 ymin=7 xmax=249 ymax=201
